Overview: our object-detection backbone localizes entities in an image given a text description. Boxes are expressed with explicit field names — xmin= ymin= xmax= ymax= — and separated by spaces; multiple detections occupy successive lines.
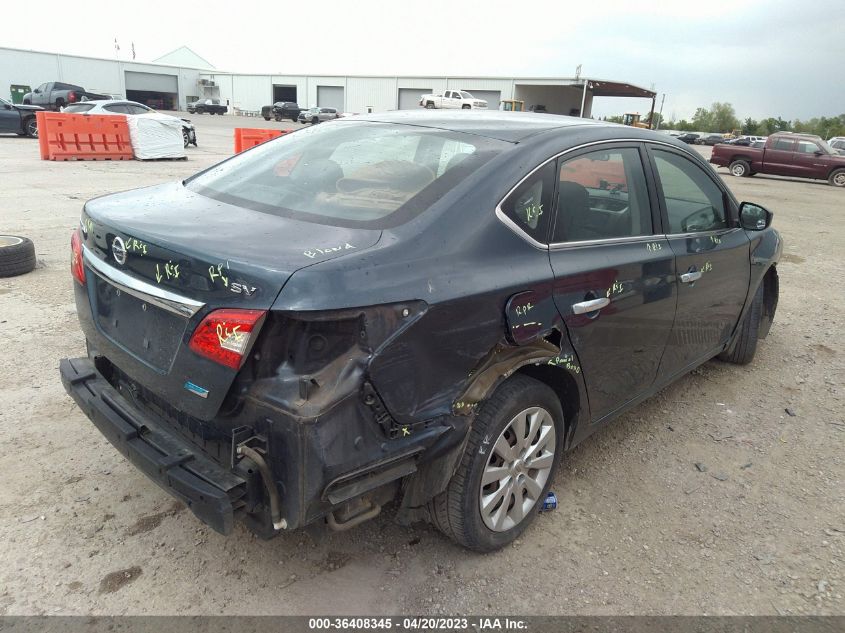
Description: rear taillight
xmin=71 ymin=229 xmax=85 ymax=285
xmin=68 ymin=91 xmax=77 ymax=103
xmin=189 ymin=309 xmax=267 ymax=370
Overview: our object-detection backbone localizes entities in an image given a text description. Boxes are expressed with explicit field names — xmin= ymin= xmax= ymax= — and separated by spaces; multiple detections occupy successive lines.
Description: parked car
xmin=62 ymin=112 xmax=781 ymax=551
xmin=830 ymin=139 xmax=845 ymax=154
xmin=272 ymin=102 xmax=302 ymax=123
xmin=63 ymin=100 xmax=197 ymax=148
xmin=696 ymin=133 xmax=726 ymax=146
xmin=711 ymin=131 xmax=845 ymax=186
xmin=676 ymin=133 xmax=700 ymax=144
xmin=827 ymin=136 xmax=845 ymax=144
xmin=298 ymin=106 xmax=340 ymax=124
xmin=22 ymin=82 xmax=109 ymax=110
xmin=187 ymin=98 xmax=227 ymax=115
xmin=0 ymin=96 xmax=42 ymax=137
xmin=419 ymin=90 xmax=488 ymax=110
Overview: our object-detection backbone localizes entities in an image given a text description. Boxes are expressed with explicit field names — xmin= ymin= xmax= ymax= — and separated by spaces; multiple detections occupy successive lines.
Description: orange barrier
xmin=234 ymin=128 xmax=290 ymax=153
xmin=37 ymin=111 xmax=134 ymax=161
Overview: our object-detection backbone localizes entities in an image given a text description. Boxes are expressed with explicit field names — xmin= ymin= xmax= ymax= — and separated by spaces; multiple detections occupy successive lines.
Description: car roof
xmin=337 ymin=110 xmax=608 ymax=142
xmin=71 ymin=100 xmax=140 ymax=106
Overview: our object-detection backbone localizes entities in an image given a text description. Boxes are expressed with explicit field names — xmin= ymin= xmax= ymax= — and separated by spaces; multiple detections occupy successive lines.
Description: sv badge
xmin=230 ymin=282 xmax=257 ymax=296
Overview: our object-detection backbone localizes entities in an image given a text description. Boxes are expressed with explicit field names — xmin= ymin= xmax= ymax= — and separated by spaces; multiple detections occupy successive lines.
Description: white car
xmin=419 ymin=90 xmax=487 ymax=110
xmin=828 ymin=136 xmax=845 ymax=144
xmin=62 ymin=100 xmax=197 ymax=148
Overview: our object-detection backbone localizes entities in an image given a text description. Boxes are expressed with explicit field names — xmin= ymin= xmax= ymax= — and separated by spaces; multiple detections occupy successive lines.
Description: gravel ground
xmin=0 ymin=117 xmax=842 ymax=616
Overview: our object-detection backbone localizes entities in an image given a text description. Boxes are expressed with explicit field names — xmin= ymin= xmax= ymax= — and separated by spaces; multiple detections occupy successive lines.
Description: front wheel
xmin=429 ymin=375 xmax=564 ymax=551
xmin=829 ymin=169 xmax=845 ymax=187
xmin=462 ymin=104 xmax=471 ymax=109
xmin=719 ymin=283 xmax=763 ymax=365
xmin=183 ymin=130 xmax=190 ymax=148
xmin=312 ymin=116 xmax=319 ymax=125
xmin=729 ymin=159 xmax=751 ymax=177
xmin=24 ymin=116 xmax=38 ymax=138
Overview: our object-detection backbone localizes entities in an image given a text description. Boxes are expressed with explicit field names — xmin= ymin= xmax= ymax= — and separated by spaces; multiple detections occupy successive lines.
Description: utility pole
xmin=656 ymin=93 xmax=666 ymax=130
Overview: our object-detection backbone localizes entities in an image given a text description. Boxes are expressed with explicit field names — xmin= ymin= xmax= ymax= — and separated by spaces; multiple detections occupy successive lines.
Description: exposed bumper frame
xmin=60 ymin=357 xmax=247 ymax=535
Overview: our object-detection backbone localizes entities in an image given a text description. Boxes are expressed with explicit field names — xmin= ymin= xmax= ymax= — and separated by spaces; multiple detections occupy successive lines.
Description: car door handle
xmin=680 ymin=271 xmax=703 ymax=283
xmin=572 ymin=297 xmax=610 ymax=314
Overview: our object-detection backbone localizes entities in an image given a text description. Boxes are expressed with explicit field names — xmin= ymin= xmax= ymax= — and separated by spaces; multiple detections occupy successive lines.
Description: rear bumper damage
xmin=60 ymin=357 xmax=247 ymax=535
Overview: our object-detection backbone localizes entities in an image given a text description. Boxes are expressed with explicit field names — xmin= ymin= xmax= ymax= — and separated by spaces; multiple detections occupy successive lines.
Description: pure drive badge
xmin=111 ymin=236 xmax=127 ymax=265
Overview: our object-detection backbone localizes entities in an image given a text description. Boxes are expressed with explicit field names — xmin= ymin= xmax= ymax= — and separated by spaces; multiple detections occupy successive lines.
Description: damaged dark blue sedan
xmin=61 ymin=111 xmax=781 ymax=551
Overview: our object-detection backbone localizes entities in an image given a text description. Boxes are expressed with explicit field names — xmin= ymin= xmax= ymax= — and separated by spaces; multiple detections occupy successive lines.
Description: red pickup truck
xmin=710 ymin=132 xmax=845 ymax=187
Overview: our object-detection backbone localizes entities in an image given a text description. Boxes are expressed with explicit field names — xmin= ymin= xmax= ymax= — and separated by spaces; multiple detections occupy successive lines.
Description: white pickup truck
xmin=419 ymin=90 xmax=488 ymax=110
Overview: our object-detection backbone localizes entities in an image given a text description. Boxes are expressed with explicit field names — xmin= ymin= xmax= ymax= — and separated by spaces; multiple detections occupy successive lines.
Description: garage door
xmin=317 ymin=86 xmax=344 ymax=111
xmin=398 ymin=88 xmax=430 ymax=110
xmin=125 ymin=71 xmax=178 ymax=93
xmin=466 ymin=90 xmax=501 ymax=110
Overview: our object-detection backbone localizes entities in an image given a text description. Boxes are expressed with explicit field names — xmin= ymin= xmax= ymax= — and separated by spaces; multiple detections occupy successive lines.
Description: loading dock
xmin=317 ymin=86 xmax=344 ymax=111
xmin=398 ymin=88 xmax=431 ymax=110
xmin=125 ymin=71 xmax=178 ymax=110
xmin=466 ymin=90 xmax=501 ymax=110
xmin=273 ymin=85 xmax=297 ymax=103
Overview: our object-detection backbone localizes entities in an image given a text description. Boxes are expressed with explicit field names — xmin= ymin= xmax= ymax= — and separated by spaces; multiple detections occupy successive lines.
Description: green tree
xmin=709 ymin=102 xmax=740 ymax=133
xmin=691 ymin=107 xmax=713 ymax=132
xmin=742 ymin=117 xmax=759 ymax=135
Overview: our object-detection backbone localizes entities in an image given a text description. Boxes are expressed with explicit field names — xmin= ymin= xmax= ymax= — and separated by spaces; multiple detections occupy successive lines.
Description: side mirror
xmin=814 ymin=150 xmax=824 ymax=156
xmin=3 ymin=103 xmax=11 ymax=110
xmin=739 ymin=202 xmax=772 ymax=231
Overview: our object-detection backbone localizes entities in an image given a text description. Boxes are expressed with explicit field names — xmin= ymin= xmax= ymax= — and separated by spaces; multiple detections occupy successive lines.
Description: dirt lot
xmin=0 ymin=117 xmax=842 ymax=616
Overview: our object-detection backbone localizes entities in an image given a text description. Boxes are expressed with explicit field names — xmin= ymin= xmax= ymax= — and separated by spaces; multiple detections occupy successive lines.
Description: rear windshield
xmin=187 ymin=121 xmax=508 ymax=228
xmin=63 ymin=103 xmax=96 ymax=113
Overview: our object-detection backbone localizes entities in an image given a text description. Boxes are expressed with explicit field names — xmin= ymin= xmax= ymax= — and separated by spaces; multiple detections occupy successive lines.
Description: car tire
xmin=828 ymin=169 xmax=845 ymax=188
xmin=425 ymin=101 xmax=435 ymax=109
xmin=729 ymin=160 xmax=751 ymax=177
xmin=719 ymin=283 xmax=763 ymax=365
xmin=274 ymin=116 xmax=282 ymax=122
xmin=0 ymin=236 xmax=37 ymax=278
xmin=24 ymin=116 xmax=38 ymax=138
xmin=183 ymin=130 xmax=190 ymax=148
xmin=462 ymin=104 xmax=471 ymax=110
xmin=428 ymin=374 xmax=564 ymax=552
xmin=291 ymin=117 xmax=298 ymax=123
xmin=264 ymin=117 xmax=271 ymax=121
xmin=312 ymin=117 xmax=319 ymax=125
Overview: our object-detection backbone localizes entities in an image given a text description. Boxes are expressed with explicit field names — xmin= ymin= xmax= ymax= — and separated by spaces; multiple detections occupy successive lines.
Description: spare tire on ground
xmin=0 ymin=236 xmax=37 ymax=277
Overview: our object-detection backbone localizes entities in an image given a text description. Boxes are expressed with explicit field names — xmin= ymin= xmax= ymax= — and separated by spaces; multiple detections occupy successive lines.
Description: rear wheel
xmin=729 ymin=159 xmax=751 ymax=177
xmin=719 ymin=283 xmax=763 ymax=365
xmin=429 ymin=375 xmax=564 ymax=551
xmin=0 ymin=236 xmax=37 ymax=278
xmin=263 ymin=116 xmax=271 ymax=121
xmin=425 ymin=101 xmax=435 ymax=109
xmin=829 ymin=169 xmax=845 ymax=187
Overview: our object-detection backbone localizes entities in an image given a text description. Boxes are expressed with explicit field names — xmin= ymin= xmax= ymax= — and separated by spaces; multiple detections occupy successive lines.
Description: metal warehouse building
xmin=0 ymin=45 xmax=655 ymax=117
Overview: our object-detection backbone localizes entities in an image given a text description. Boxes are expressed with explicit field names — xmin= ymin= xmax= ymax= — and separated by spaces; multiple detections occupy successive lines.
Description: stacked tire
xmin=0 ymin=236 xmax=37 ymax=277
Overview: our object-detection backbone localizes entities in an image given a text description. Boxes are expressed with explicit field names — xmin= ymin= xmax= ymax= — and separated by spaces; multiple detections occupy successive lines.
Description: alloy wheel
xmin=479 ymin=407 xmax=556 ymax=532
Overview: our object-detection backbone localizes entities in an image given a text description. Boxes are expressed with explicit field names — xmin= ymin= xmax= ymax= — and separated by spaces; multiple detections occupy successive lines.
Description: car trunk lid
xmin=79 ymin=181 xmax=380 ymax=420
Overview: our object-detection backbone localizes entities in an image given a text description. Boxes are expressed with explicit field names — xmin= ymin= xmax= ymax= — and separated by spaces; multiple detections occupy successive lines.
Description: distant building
xmin=152 ymin=46 xmax=214 ymax=70
xmin=0 ymin=45 xmax=655 ymax=116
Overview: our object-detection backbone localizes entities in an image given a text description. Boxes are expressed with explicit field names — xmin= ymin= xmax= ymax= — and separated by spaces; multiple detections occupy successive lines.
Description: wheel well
xmin=514 ymin=362 xmax=580 ymax=444
xmin=829 ymin=166 xmax=845 ymax=178
xmin=731 ymin=155 xmax=752 ymax=164
xmin=760 ymin=265 xmax=779 ymax=339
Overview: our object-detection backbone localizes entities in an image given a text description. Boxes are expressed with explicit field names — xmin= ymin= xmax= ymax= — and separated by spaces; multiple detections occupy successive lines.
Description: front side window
xmin=500 ymin=162 xmax=555 ymax=244
xmin=188 ymin=121 xmax=508 ymax=228
xmin=796 ymin=140 xmax=820 ymax=154
xmin=652 ymin=150 xmax=727 ymax=234
xmin=553 ymin=147 xmax=652 ymax=243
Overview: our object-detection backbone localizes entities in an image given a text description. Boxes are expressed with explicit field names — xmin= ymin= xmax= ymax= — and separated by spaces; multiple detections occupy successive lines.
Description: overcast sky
xmin=3 ymin=0 xmax=842 ymax=121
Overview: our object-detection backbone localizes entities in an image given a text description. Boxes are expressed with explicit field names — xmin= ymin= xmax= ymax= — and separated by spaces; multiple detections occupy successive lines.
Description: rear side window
xmin=652 ymin=150 xmax=727 ymax=234
xmin=62 ymin=103 xmax=95 ymax=113
xmin=500 ymin=162 xmax=555 ymax=244
xmin=773 ymin=138 xmax=794 ymax=151
xmin=553 ymin=147 xmax=652 ymax=243
xmin=104 ymin=104 xmax=130 ymax=114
